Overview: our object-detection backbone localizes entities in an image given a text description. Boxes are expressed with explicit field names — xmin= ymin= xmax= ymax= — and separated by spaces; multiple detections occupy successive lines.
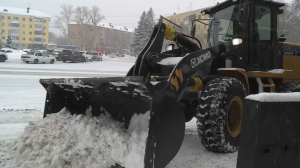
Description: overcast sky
xmin=0 ymin=0 xmax=290 ymax=35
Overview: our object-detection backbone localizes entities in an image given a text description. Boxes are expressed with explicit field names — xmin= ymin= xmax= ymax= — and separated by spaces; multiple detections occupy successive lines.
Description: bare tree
xmin=89 ymin=6 xmax=105 ymax=26
xmin=70 ymin=6 xmax=104 ymax=51
xmin=54 ymin=4 xmax=74 ymax=45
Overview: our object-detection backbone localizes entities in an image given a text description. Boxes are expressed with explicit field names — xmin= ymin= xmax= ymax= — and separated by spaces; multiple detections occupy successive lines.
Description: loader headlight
xmin=232 ymin=38 xmax=243 ymax=45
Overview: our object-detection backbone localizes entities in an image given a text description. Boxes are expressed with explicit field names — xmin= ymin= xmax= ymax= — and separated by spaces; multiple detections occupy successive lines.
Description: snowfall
xmin=2 ymin=49 xmax=294 ymax=168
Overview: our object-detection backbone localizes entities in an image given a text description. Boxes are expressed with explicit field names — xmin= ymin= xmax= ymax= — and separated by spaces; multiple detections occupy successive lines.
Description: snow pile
xmin=246 ymin=92 xmax=300 ymax=102
xmin=11 ymin=108 xmax=150 ymax=168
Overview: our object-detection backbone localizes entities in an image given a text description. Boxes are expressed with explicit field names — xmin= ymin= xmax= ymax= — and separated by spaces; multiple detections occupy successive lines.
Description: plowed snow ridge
xmin=10 ymin=108 xmax=150 ymax=168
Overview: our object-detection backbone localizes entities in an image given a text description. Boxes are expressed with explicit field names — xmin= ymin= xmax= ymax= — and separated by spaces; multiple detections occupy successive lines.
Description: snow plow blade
xmin=40 ymin=77 xmax=185 ymax=168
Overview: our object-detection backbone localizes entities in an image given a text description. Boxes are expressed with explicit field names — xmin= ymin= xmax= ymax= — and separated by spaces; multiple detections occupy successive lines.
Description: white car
xmin=79 ymin=51 xmax=93 ymax=62
xmin=0 ymin=52 xmax=8 ymax=62
xmin=22 ymin=49 xmax=31 ymax=52
xmin=21 ymin=51 xmax=56 ymax=64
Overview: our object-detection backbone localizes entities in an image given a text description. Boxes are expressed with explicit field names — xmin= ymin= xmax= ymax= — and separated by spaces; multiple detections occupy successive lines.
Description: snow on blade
xmin=246 ymin=92 xmax=300 ymax=102
xmin=157 ymin=57 xmax=183 ymax=65
xmin=268 ymin=69 xmax=286 ymax=73
xmin=55 ymin=79 xmax=94 ymax=89
xmin=11 ymin=108 xmax=150 ymax=168
xmin=110 ymin=82 xmax=129 ymax=87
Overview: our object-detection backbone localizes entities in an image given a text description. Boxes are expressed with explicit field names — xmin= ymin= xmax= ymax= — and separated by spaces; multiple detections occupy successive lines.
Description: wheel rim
xmin=227 ymin=96 xmax=243 ymax=137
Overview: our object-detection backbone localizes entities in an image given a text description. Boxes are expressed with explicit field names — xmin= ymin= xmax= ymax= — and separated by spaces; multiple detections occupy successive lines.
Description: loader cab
xmin=203 ymin=0 xmax=285 ymax=71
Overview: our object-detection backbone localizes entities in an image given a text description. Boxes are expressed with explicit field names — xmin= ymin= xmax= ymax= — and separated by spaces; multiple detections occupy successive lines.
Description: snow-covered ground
xmin=2 ymin=51 xmax=135 ymax=72
xmin=0 ymin=50 xmax=239 ymax=168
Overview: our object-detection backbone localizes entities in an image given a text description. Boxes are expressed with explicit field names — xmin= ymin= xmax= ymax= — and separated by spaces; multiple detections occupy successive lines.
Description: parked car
xmin=21 ymin=51 xmax=56 ymax=64
xmin=91 ymin=52 xmax=103 ymax=61
xmin=109 ymin=53 xmax=115 ymax=58
xmin=0 ymin=48 xmax=13 ymax=53
xmin=0 ymin=51 xmax=8 ymax=62
xmin=61 ymin=49 xmax=85 ymax=63
xmin=116 ymin=53 xmax=125 ymax=57
xmin=52 ymin=51 xmax=63 ymax=61
xmin=79 ymin=51 xmax=93 ymax=62
xmin=35 ymin=50 xmax=47 ymax=54
xmin=22 ymin=49 xmax=31 ymax=53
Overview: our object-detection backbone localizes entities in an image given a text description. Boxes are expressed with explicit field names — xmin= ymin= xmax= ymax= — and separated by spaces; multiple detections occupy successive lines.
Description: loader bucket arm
xmin=127 ymin=21 xmax=166 ymax=78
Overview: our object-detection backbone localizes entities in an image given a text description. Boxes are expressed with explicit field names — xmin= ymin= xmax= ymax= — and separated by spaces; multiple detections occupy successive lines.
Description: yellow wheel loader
xmin=40 ymin=0 xmax=300 ymax=167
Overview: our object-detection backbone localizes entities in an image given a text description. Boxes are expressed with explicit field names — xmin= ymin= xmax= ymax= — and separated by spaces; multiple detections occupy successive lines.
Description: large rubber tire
xmin=279 ymin=82 xmax=300 ymax=92
xmin=0 ymin=55 xmax=5 ymax=62
xmin=34 ymin=59 xmax=39 ymax=64
xmin=50 ymin=59 xmax=55 ymax=64
xmin=196 ymin=77 xmax=247 ymax=153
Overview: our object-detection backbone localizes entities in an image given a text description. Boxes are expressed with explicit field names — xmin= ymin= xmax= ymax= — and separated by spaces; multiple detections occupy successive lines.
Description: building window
xmin=29 ymin=25 xmax=32 ymax=28
xmin=2 ymin=36 xmax=5 ymax=39
xmin=8 ymin=16 xmax=11 ymax=20
xmin=22 ymin=31 xmax=25 ymax=35
xmin=22 ymin=18 xmax=25 ymax=21
xmin=22 ymin=38 xmax=25 ymax=41
xmin=11 ymin=36 xmax=19 ymax=40
xmin=35 ymin=24 xmax=42 ymax=29
xmin=29 ymin=18 xmax=32 ymax=22
xmin=13 ymin=17 xmax=19 ymax=20
xmin=22 ymin=24 xmax=25 ymax=28
xmin=1 ymin=30 xmax=4 ymax=33
xmin=35 ymin=18 xmax=42 ymax=23
xmin=43 ymin=39 xmax=46 ymax=42
xmin=11 ymin=23 xmax=19 ymax=27
xmin=8 ymin=30 xmax=11 ymax=33
xmin=1 ymin=16 xmax=4 ymax=19
xmin=8 ymin=23 xmax=11 ymax=27
xmin=15 ymin=44 xmax=19 ymax=47
xmin=34 ymin=37 xmax=42 ymax=42
xmin=11 ymin=29 xmax=19 ymax=33
xmin=43 ymin=20 xmax=46 ymax=23
xmin=22 ymin=44 xmax=25 ymax=47
xmin=29 ymin=38 xmax=32 ymax=42
xmin=43 ymin=26 xmax=46 ymax=30
xmin=35 ymin=31 xmax=42 ymax=35
xmin=43 ymin=32 xmax=46 ymax=36
xmin=1 ymin=23 xmax=4 ymax=26
xmin=29 ymin=32 xmax=32 ymax=35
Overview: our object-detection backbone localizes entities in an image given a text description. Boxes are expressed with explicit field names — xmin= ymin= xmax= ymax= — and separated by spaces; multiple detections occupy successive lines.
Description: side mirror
xmin=279 ymin=34 xmax=286 ymax=42
xmin=191 ymin=25 xmax=196 ymax=37
xmin=165 ymin=44 xmax=175 ymax=51
xmin=279 ymin=9 xmax=284 ymax=14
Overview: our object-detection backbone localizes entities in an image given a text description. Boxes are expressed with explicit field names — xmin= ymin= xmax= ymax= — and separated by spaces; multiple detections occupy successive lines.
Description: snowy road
xmin=0 ymin=53 xmax=238 ymax=168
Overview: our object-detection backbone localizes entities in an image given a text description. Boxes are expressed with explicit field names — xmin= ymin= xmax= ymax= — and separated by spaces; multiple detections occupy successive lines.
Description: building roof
xmin=69 ymin=22 xmax=134 ymax=33
xmin=99 ymin=23 xmax=134 ymax=33
xmin=0 ymin=6 xmax=51 ymax=18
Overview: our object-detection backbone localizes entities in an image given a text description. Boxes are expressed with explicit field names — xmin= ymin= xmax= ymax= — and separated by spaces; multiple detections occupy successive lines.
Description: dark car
xmin=61 ymin=49 xmax=84 ymax=63
xmin=53 ymin=51 xmax=63 ymax=61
